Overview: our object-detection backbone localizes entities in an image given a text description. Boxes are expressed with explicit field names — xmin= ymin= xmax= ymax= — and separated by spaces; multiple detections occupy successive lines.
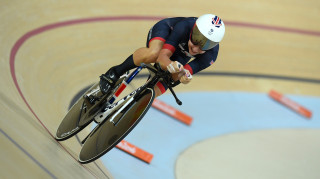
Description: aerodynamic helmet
xmin=191 ymin=14 xmax=225 ymax=51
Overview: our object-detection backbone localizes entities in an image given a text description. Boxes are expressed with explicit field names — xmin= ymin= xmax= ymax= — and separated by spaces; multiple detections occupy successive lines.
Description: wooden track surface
xmin=0 ymin=0 xmax=319 ymax=178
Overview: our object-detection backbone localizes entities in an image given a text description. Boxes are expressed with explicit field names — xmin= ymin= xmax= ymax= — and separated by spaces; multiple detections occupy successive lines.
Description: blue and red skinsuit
xmin=146 ymin=17 xmax=220 ymax=93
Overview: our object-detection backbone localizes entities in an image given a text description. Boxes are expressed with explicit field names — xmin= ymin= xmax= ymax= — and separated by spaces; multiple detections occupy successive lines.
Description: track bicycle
xmin=55 ymin=63 xmax=182 ymax=163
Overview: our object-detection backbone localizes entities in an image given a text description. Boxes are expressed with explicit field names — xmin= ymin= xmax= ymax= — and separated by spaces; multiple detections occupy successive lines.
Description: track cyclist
xmin=99 ymin=14 xmax=225 ymax=98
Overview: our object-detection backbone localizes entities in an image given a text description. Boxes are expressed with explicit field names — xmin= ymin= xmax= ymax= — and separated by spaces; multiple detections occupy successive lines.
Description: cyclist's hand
xmin=180 ymin=69 xmax=192 ymax=84
xmin=167 ymin=61 xmax=184 ymax=73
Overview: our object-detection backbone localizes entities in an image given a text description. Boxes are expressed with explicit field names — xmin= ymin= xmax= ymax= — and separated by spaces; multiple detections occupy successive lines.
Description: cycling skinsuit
xmin=146 ymin=17 xmax=220 ymax=93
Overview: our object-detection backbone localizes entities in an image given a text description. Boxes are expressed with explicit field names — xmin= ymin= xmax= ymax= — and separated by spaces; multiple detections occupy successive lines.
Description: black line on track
xmin=0 ymin=128 xmax=57 ymax=179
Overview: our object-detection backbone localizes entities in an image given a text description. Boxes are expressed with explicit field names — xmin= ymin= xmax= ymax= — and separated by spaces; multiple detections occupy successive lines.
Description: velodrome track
xmin=1 ymin=1 xmax=320 ymax=178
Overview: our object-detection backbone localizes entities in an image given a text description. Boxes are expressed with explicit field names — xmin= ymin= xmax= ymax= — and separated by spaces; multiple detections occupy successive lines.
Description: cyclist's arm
xmin=157 ymin=20 xmax=189 ymax=70
xmin=185 ymin=45 xmax=219 ymax=75
xmin=157 ymin=49 xmax=174 ymax=70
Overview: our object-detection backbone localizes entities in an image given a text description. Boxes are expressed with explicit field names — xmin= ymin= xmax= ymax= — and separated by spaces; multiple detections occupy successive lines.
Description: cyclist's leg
xmin=99 ymin=40 xmax=164 ymax=95
xmin=154 ymin=81 xmax=167 ymax=98
xmin=133 ymin=39 xmax=164 ymax=66
xmin=110 ymin=19 xmax=170 ymax=75
xmin=105 ymin=38 xmax=164 ymax=81
xmin=133 ymin=19 xmax=171 ymax=66
xmin=154 ymin=71 xmax=183 ymax=97
xmin=100 ymin=20 xmax=170 ymax=94
xmin=154 ymin=85 xmax=163 ymax=98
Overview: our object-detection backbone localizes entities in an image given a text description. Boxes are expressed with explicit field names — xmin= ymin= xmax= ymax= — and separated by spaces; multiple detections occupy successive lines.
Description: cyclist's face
xmin=188 ymin=40 xmax=206 ymax=55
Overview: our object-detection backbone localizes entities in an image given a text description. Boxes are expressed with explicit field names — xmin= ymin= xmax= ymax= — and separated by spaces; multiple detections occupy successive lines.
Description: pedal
xmin=83 ymin=85 xmax=102 ymax=105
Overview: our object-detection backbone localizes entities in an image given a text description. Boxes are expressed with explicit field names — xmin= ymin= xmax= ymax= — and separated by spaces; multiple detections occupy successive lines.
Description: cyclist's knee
xmin=144 ymin=48 xmax=160 ymax=63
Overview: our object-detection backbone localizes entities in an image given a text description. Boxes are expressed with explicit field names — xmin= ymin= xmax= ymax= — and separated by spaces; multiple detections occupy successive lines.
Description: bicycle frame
xmin=93 ymin=63 xmax=172 ymax=124
xmin=78 ymin=63 xmax=182 ymax=163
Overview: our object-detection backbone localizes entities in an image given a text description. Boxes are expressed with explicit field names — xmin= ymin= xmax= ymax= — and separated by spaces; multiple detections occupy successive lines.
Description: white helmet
xmin=191 ymin=14 xmax=225 ymax=50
